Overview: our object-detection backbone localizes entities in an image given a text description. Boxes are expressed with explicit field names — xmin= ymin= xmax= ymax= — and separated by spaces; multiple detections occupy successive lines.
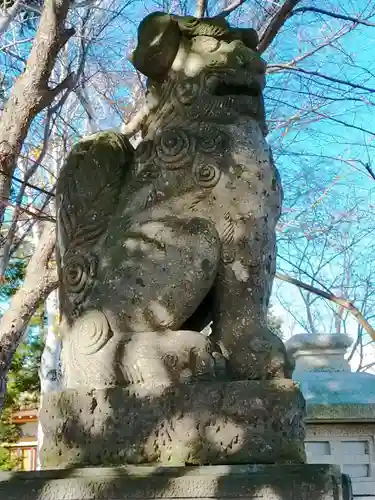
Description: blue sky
xmin=266 ymin=1 xmax=375 ymax=344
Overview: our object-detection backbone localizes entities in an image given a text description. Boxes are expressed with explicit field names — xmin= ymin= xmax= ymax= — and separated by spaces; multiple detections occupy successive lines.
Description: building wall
xmin=19 ymin=421 xmax=38 ymax=438
xmin=9 ymin=445 xmax=37 ymax=471
xmin=4 ymin=420 xmax=38 ymax=471
xmin=305 ymin=423 xmax=375 ymax=499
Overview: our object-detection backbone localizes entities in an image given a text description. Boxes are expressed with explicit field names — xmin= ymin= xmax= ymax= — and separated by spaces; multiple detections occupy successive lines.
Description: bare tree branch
xmin=20 ymin=1 xmax=42 ymax=15
xmin=276 ymin=272 xmax=375 ymax=342
xmin=365 ymin=163 xmax=375 ymax=180
xmin=75 ymin=86 xmax=99 ymax=134
xmin=258 ymin=1 xmax=375 ymax=55
xmin=42 ymin=69 xmax=76 ymax=108
xmin=268 ymin=65 xmax=375 ymax=94
xmin=267 ymin=24 xmax=355 ymax=75
xmin=310 ymin=108 xmax=375 ymax=138
xmin=216 ymin=0 xmax=248 ymax=18
xmin=0 ymin=105 xmax=57 ymax=275
xmin=258 ymin=0 xmax=301 ymax=54
xmin=0 ymin=168 xmax=55 ymax=198
xmin=292 ymin=6 xmax=375 ymax=27
xmin=195 ymin=0 xmax=207 ymax=18
xmin=0 ymin=0 xmax=22 ymax=37
xmin=0 ymin=0 xmax=74 ymax=226
xmin=0 ymin=198 xmax=55 ymax=222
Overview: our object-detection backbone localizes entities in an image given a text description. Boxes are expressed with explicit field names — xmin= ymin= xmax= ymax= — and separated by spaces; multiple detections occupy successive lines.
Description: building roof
xmin=286 ymin=333 xmax=375 ymax=421
xmin=11 ymin=408 xmax=38 ymax=424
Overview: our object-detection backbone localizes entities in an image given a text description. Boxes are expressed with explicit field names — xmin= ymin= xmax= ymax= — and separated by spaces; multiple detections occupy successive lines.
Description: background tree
xmin=267 ymin=305 xmax=284 ymax=340
xmin=0 ymin=331 xmax=44 ymax=471
xmin=0 ymin=0 xmax=140 ymax=411
xmin=0 ymin=254 xmax=43 ymax=470
xmin=275 ymin=188 xmax=375 ymax=370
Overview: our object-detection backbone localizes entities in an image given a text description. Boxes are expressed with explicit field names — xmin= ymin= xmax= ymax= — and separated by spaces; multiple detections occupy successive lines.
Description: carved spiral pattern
xmin=61 ymin=310 xmax=115 ymax=388
xmin=63 ymin=254 xmax=96 ymax=294
xmin=175 ymin=81 xmax=199 ymax=105
xmin=155 ymin=128 xmax=193 ymax=169
xmin=71 ymin=310 xmax=111 ymax=356
xmin=198 ymin=126 xmax=230 ymax=154
xmin=193 ymin=163 xmax=221 ymax=188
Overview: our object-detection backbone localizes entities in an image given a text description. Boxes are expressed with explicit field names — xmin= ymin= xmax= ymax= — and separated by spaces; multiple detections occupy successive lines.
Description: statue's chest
xmin=130 ymin=120 xmax=280 ymax=219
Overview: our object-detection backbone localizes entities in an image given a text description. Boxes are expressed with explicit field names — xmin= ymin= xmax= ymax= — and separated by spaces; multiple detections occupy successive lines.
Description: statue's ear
xmin=230 ymin=27 xmax=259 ymax=50
xmin=130 ymin=12 xmax=181 ymax=82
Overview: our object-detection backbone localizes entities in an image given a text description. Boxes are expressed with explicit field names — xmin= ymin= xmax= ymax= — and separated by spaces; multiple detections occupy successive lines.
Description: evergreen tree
xmin=0 ymin=259 xmax=26 ymax=300
xmin=0 ymin=258 xmax=44 ymax=470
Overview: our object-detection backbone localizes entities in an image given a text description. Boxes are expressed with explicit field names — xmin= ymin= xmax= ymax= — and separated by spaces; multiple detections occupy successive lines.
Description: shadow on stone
xmin=0 ymin=463 xmax=352 ymax=500
xmin=38 ymin=380 xmax=305 ymax=469
xmin=0 ymin=379 xmax=352 ymax=499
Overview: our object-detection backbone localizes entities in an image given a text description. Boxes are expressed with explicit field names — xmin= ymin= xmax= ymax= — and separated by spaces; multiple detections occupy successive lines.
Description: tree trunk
xmin=0 ymin=224 xmax=58 ymax=413
xmin=37 ymin=288 xmax=60 ymax=469
xmin=195 ymin=0 xmax=207 ymax=18
xmin=0 ymin=0 xmax=74 ymax=226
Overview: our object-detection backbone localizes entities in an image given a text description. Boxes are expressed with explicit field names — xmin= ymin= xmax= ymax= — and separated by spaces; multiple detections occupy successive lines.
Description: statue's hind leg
xmin=98 ymin=215 xmax=220 ymax=335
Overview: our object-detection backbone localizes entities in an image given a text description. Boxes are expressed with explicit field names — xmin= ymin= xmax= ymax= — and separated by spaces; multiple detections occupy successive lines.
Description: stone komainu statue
xmin=56 ymin=12 xmax=292 ymax=391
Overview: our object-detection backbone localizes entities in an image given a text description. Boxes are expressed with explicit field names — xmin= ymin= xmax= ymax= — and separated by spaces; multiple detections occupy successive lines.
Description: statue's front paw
xmin=120 ymin=330 xmax=217 ymax=394
xmin=154 ymin=330 xmax=216 ymax=383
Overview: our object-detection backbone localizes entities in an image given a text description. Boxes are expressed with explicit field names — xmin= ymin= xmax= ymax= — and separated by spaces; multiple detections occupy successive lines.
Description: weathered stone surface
xmin=0 ymin=464 xmax=352 ymax=500
xmin=60 ymin=329 xmax=218 ymax=390
xmin=39 ymin=380 xmax=305 ymax=469
xmin=55 ymin=12 xmax=291 ymax=390
xmin=50 ymin=12 xmax=303 ymax=473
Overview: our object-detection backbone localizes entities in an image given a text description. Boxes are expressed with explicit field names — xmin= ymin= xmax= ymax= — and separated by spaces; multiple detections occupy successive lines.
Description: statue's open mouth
xmin=206 ymin=71 xmax=263 ymax=100
xmin=212 ymin=81 xmax=260 ymax=97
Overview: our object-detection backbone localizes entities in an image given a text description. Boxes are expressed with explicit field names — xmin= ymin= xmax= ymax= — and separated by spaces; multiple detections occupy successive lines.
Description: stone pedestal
xmin=0 ymin=464 xmax=352 ymax=500
xmin=39 ymin=380 xmax=306 ymax=469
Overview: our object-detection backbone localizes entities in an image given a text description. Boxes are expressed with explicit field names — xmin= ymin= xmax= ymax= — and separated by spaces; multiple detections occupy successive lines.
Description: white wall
xmin=306 ymin=423 xmax=375 ymax=499
xmin=19 ymin=421 xmax=38 ymax=438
